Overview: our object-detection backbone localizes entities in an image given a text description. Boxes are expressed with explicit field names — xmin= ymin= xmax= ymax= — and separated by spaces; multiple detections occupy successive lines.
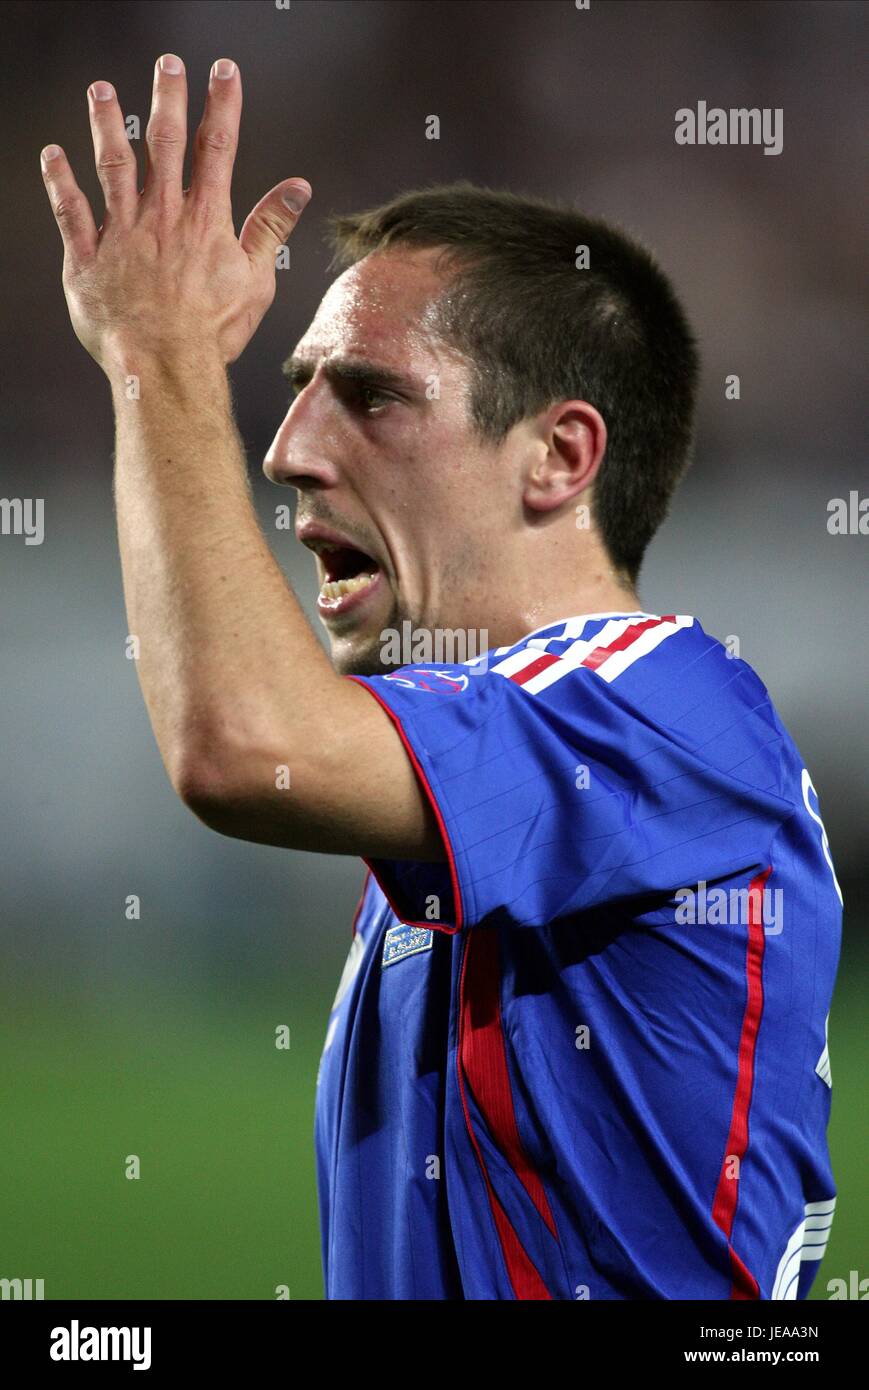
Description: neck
xmin=474 ymin=566 xmax=642 ymax=652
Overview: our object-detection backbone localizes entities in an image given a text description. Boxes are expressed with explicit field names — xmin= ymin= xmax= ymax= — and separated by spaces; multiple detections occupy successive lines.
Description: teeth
xmin=320 ymin=572 xmax=377 ymax=601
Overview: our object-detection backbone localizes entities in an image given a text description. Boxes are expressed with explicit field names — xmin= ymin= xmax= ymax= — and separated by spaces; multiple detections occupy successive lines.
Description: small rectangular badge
xmin=382 ymin=923 xmax=434 ymax=968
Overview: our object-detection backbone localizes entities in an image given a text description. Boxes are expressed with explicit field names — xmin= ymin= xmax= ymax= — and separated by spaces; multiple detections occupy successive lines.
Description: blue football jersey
xmin=314 ymin=612 xmax=842 ymax=1300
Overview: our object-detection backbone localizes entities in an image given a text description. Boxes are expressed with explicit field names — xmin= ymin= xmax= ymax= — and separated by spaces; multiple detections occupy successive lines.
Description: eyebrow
xmin=281 ymin=353 xmax=420 ymax=396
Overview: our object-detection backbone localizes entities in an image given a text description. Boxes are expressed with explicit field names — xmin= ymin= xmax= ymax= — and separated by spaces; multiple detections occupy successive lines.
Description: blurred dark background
xmin=2 ymin=0 xmax=866 ymax=1299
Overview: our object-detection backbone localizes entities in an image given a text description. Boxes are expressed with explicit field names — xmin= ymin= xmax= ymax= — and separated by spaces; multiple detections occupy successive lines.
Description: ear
xmin=523 ymin=401 xmax=607 ymax=514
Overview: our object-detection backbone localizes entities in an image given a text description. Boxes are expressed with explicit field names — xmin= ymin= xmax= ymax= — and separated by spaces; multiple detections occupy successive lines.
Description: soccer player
xmin=43 ymin=56 xmax=841 ymax=1300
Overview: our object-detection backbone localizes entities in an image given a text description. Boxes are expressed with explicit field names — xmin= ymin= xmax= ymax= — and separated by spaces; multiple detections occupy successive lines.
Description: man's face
xmin=264 ymin=247 xmax=522 ymax=675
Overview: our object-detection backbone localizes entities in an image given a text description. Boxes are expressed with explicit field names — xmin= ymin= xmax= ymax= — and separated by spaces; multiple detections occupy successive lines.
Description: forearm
xmin=109 ymin=346 xmax=341 ymax=800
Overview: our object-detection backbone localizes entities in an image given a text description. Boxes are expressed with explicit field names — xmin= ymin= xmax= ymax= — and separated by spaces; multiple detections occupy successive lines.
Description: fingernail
xmin=41 ymin=145 xmax=61 ymax=165
xmin=90 ymin=81 xmax=114 ymax=102
xmin=160 ymin=54 xmax=184 ymax=75
xmin=282 ymin=184 xmax=311 ymax=213
xmin=212 ymin=59 xmax=236 ymax=80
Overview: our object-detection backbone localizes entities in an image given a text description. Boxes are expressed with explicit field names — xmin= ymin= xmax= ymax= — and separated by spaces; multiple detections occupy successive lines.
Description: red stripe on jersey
xmin=581 ymin=615 xmax=676 ymax=672
xmin=508 ymin=652 xmax=561 ymax=686
xmin=457 ymin=929 xmax=558 ymax=1299
xmin=729 ymin=1245 xmax=761 ymax=1302
xmin=711 ymin=865 xmax=771 ymax=1301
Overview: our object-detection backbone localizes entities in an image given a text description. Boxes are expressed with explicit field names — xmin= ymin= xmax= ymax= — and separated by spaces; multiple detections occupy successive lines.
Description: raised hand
xmin=41 ymin=55 xmax=311 ymax=371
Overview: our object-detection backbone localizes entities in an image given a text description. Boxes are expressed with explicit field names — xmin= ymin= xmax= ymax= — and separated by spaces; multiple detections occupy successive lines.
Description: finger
xmin=41 ymin=144 xmax=99 ymax=265
xmin=87 ymin=80 xmax=139 ymax=226
xmin=239 ymin=180 xmax=312 ymax=274
xmin=143 ymin=54 xmax=188 ymax=212
xmin=189 ymin=58 xmax=241 ymax=214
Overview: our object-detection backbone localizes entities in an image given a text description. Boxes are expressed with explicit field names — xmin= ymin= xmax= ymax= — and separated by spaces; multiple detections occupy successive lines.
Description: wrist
xmin=104 ymin=335 xmax=229 ymax=407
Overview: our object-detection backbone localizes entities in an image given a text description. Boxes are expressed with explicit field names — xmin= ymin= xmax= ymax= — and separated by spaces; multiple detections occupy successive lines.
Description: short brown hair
xmin=328 ymin=181 xmax=700 ymax=584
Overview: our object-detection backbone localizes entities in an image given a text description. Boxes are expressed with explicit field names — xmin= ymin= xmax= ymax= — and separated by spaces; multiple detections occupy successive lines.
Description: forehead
xmin=294 ymin=246 xmax=455 ymax=370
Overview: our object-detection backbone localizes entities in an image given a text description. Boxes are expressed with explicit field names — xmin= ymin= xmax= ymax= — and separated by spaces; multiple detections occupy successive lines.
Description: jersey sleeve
xmin=347 ymin=657 xmax=795 ymax=933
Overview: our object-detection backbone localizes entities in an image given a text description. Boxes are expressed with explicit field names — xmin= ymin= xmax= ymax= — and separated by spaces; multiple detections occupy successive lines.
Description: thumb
xmin=239 ymin=179 xmax=312 ymax=271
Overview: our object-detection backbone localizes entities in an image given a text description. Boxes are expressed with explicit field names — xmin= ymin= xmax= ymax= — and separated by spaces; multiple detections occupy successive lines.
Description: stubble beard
xmin=328 ymin=594 xmax=412 ymax=677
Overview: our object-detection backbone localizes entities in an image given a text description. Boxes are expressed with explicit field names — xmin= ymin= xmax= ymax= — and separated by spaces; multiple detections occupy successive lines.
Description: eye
xmin=358 ymin=384 xmax=391 ymax=413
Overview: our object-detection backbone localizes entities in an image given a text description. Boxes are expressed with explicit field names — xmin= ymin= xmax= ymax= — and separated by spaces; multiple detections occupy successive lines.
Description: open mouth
xmin=316 ymin=543 xmax=381 ymax=607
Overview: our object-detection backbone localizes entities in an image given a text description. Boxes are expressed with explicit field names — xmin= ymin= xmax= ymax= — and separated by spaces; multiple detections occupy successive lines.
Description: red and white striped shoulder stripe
xmin=492 ymin=614 xmax=695 ymax=693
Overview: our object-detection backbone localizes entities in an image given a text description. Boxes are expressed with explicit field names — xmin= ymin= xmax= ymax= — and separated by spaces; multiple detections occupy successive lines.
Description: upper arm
xmin=179 ymin=674 xmax=447 ymax=862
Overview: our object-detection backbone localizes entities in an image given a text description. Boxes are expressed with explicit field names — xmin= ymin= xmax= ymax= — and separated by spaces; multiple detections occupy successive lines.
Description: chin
xmin=328 ymin=627 xmax=398 ymax=677
xmin=333 ymin=646 xmax=391 ymax=677
xmin=325 ymin=595 xmax=410 ymax=677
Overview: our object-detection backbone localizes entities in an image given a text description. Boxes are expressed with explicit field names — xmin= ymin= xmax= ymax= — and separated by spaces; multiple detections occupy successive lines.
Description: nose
xmin=263 ymin=391 xmax=342 ymax=491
